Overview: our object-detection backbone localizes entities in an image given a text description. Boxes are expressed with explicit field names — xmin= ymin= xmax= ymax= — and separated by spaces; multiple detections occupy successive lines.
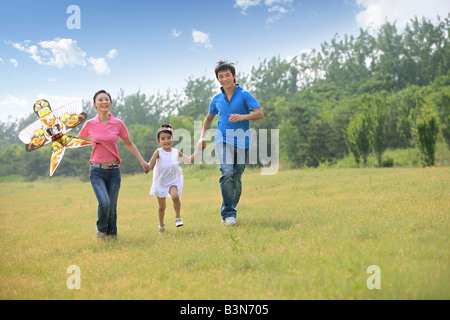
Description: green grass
xmin=0 ymin=166 xmax=449 ymax=299
xmin=333 ymin=142 xmax=450 ymax=168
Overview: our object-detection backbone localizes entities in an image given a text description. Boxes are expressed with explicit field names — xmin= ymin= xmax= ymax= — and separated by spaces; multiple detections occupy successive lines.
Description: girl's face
xmin=158 ymin=132 xmax=173 ymax=149
xmin=94 ymin=93 xmax=111 ymax=113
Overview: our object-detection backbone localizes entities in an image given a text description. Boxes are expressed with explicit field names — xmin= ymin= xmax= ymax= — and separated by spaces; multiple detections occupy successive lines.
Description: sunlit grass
xmin=0 ymin=166 xmax=448 ymax=299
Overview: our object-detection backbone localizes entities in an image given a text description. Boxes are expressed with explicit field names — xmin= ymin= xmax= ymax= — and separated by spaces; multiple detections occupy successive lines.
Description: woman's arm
xmin=122 ymin=136 xmax=150 ymax=174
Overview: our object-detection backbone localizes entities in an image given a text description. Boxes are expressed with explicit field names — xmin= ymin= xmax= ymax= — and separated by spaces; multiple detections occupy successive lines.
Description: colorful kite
xmin=18 ymin=99 xmax=95 ymax=177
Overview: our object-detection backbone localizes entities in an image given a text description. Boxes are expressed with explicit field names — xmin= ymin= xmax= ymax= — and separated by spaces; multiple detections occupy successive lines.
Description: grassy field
xmin=0 ymin=165 xmax=448 ymax=300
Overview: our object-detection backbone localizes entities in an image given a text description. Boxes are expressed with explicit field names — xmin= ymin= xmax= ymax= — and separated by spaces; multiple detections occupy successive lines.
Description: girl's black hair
xmin=156 ymin=123 xmax=173 ymax=141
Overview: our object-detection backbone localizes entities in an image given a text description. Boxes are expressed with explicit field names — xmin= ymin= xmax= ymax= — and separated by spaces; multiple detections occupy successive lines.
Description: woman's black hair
xmin=93 ymin=90 xmax=112 ymax=104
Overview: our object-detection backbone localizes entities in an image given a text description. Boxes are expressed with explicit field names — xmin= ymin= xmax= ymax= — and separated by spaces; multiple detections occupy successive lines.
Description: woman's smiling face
xmin=94 ymin=92 xmax=111 ymax=112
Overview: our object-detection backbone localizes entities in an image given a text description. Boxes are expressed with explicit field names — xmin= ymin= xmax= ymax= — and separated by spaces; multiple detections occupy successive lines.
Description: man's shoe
xmin=96 ymin=231 xmax=107 ymax=240
xmin=222 ymin=217 xmax=236 ymax=226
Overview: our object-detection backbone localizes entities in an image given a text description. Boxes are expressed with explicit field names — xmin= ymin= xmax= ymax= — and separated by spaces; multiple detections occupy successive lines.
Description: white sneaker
xmin=223 ymin=217 xmax=236 ymax=226
xmin=175 ymin=218 xmax=184 ymax=227
xmin=96 ymin=231 xmax=107 ymax=240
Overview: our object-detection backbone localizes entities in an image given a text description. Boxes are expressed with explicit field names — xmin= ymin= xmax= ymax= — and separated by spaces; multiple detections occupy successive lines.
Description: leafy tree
xmin=368 ymin=93 xmax=387 ymax=166
xmin=433 ymin=86 xmax=450 ymax=149
xmin=178 ymin=75 xmax=216 ymax=119
xmin=415 ymin=104 xmax=440 ymax=166
xmin=250 ymin=56 xmax=294 ymax=104
xmin=114 ymin=89 xmax=178 ymax=127
xmin=345 ymin=108 xmax=372 ymax=167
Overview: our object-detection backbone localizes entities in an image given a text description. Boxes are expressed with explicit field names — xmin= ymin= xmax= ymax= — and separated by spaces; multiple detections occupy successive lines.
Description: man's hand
xmin=229 ymin=113 xmax=243 ymax=122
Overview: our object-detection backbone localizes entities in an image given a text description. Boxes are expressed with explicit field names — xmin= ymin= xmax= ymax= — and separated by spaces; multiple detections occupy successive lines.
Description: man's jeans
xmin=216 ymin=143 xmax=249 ymax=220
xmin=89 ymin=166 xmax=121 ymax=236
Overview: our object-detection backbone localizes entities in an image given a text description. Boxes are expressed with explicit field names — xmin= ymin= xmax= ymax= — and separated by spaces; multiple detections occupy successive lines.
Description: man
xmin=200 ymin=61 xmax=264 ymax=226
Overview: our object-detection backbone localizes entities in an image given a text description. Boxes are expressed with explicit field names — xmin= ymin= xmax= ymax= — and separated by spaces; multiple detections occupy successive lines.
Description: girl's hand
xmin=200 ymin=138 xmax=206 ymax=149
xmin=141 ymin=161 xmax=150 ymax=174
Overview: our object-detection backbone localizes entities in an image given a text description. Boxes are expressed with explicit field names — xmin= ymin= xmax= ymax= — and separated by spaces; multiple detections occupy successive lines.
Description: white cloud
xmin=8 ymin=38 xmax=117 ymax=75
xmin=0 ymin=57 xmax=19 ymax=67
xmin=355 ymin=0 xmax=450 ymax=29
xmin=234 ymin=0 xmax=261 ymax=14
xmin=0 ymin=95 xmax=29 ymax=122
xmin=36 ymin=94 xmax=84 ymax=108
xmin=88 ymin=57 xmax=110 ymax=75
xmin=0 ymin=94 xmax=86 ymax=122
xmin=234 ymin=0 xmax=294 ymax=24
xmin=264 ymin=0 xmax=293 ymax=6
xmin=38 ymin=38 xmax=87 ymax=68
xmin=9 ymin=38 xmax=86 ymax=68
xmin=192 ymin=29 xmax=212 ymax=49
xmin=9 ymin=59 xmax=18 ymax=67
xmin=171 ymin=29 xmax=182 ymax=38
xmin=106 ymin=49 xmax=118 ymax=59
xmin=268 ymin=5 xmax=288 ymax=14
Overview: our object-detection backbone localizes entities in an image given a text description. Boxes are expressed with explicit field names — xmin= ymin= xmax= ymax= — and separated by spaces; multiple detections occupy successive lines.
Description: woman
xmin=78 ymin=90 xmax=150 ymax=239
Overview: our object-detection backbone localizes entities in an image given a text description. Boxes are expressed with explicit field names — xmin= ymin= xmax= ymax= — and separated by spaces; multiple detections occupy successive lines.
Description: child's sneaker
xmin=175 ymin=218 xmax=184 ymax=227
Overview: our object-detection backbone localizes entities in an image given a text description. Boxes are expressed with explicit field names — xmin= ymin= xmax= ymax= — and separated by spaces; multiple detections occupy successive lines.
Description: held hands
xmin=141 ymin=161 xmax=150 ymax=174
xmin=197 ymin=139 xmax=204 ymax=150
xmin=200 ymin=138 xmax=207 ymax=150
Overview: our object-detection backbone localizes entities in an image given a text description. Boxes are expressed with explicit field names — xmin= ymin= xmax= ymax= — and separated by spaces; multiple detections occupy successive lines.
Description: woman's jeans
xmin=216 ymin=143 xmax=249 ymax=220
xmin=89 ymin=166 xmax=121 ymax=236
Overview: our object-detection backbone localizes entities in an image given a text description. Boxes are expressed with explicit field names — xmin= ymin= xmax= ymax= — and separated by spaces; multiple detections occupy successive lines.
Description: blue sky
xmin=1 ymin=0 xmax=449 ymax=122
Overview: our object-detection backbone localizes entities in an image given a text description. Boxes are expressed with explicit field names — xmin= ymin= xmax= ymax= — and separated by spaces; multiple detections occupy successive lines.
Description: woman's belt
xmin=90 ymin=161 xmax=120 ymax=169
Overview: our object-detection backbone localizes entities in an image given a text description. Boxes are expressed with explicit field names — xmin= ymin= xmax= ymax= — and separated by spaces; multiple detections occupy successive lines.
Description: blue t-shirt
xmin=208 ymin=85 xmax=261 ymax=149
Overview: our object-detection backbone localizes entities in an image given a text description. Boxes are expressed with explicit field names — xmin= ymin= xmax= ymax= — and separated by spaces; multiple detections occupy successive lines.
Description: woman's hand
xmin=141 ymin=161 xmax=150 ymax=174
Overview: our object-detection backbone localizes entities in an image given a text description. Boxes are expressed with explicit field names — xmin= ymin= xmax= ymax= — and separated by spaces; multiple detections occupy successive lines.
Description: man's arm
xmin=229 ymin=107 xmax=264 ymax=122
xmin=200 ymin=113 xmax=216 ymax=148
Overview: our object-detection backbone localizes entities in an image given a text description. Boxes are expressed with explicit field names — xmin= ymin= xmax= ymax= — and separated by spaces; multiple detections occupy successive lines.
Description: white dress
xmin=149 ymin=148 xmax=184 ymax=198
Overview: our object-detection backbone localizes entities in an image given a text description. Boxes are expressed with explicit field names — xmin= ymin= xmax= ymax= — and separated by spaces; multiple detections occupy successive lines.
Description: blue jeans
xmin=89 ymin=166 xmax=121 ymax=236
xmin=216 ymin=143 xmax=249 ymax=220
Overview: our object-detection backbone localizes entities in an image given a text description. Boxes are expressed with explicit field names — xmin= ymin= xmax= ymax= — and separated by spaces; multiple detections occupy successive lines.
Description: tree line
xmin=1 ymin=15 xmax=449 ymax=180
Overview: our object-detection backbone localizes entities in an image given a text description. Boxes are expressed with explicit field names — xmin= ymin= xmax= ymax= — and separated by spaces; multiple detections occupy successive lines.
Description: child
xmin=148 ymin=124 xmax=202 ymax=234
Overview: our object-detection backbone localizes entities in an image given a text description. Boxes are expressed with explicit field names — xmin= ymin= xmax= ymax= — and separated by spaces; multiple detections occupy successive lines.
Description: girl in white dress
xmin=148 ymin=124 xmax=202 ymax=234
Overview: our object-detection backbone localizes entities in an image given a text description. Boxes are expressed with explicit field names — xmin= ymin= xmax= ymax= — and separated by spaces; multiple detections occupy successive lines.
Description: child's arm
xmin=179 ymin=140 xmax=202 ymax=164
xmin=148 ymin=149 xmax=159 ymax=170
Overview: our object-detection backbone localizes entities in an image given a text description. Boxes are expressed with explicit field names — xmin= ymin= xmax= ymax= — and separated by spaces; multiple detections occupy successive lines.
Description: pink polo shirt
xmin=78 ymin=114 xmax=129 ymax=164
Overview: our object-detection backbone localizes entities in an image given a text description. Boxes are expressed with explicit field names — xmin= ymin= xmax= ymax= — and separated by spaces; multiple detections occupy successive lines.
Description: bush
xmin=382 ymin=156 xmax=394 ymax=167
